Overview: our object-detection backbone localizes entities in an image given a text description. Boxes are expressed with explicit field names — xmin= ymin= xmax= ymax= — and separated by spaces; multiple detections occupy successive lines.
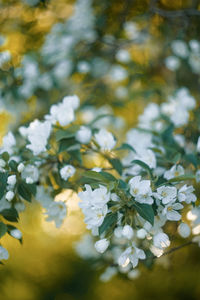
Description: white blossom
xmin=164 ymin=165 xmax=184 ymax=180
xmin=7 ymin=175 xmax=16 ymax=186
xmin=1 ymin=132 xmax=16 ymax=155
xmin=0 ymin=246 xmax=9 ymax=260
xmin=94 ymin=129 xmax=116 ymax=151
xmin=25 ymin=120 xmax=51 ymax=155
xmin=118 ymin=244 xmax=146 ymax=268
xmin=153 ymin=232 xmax=170 ymax=249
xmin=122 ymin=225 xmax=134 ymax=240
xmin=178 ymin=223 xmax=191 ymax=238
xmin=75 ymin=126 xmax=92 ymax=144
xmin=10 ymin=229 xmax=22 ymax=239
xmin=17 ymin=163 xmax=25 ymax=173
xmin=5 ymin=191 xmax=15 ymax=202
xmin=60 ymin=165 xmax=76 ymax=181
xmin=162 ymin=202 xmax=183 ymax=221
xmin=45 ymin=201 xmax=67 ymax=228
xmin=178 ymin=185 xmax=196 ymax=204
xmin=129 ymin=176 xmax=153 ymax=205
xmin=95 ymin=239 xmax=110 ymax=253
xmin=21 ymin=165 xmax=39 ymax=184
xmin=156 ymin=186 xmax=177 ymax=205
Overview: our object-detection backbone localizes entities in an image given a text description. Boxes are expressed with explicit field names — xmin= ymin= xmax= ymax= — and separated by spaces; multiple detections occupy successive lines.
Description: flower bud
xmin=94 ymin=239 xmax=110 ymax=253
xmin=7 ymin=175 xmax=16 ymax=186
xmin=17 ymin=163 xmax=25 ymax=173
xmin=122 ymin=225 xmax=134 ymax=240
xmin=137 ymin=229 xmax=147 ymax=239
xmin=10 ymin=229 xmax=22 ymax=239
xmin=75 ymin=126 xmax=92 ymax=144
xmin=5 ymin=191 xmax=15 ymax=202
xmin=178 ymin=223 xmax=191 ymax=238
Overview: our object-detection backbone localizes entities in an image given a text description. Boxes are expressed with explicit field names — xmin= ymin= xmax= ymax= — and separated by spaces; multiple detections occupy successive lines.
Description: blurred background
xmin=1 ymin=0 xmax=200 ymax=299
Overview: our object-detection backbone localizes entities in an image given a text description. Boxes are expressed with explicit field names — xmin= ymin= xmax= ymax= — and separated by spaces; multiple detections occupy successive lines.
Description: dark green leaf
xmin=56 ymin=125 xmax=80 ymax=142
xmin=133 ymin=202 xmax=154 ymax=225
xmin=99 ymin=213 xmax=118 ymax=235
xmin=0 ymin=222 xmax=7 ymax=238
xmin=116 ymin=143 xmax=136 ymax=153
xmin=8 ymin=160 xmax=18 ymax=171
xmin=17 ymin=181 xmax=36 ymax=202
xmin=108 ymin=158 xmax=123 ymax=175
xmin=0 ymin=172 xmax=8 ymax=200
xmin=1 ymin=208 xmax=19 ymax=222
xmin=83 ymin=171 xmax=110 ymax=183
xmin=131 ymin=159 xmax=153 ymax=179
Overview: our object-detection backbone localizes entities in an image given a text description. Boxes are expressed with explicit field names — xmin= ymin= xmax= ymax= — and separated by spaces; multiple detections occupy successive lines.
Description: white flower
xmin=94 ymin=129 xmax=116 ymax=151
xmin=7 ymin=175 xmax=16 ymax=186
xmin=165 ymin=56 xmax=180 ymax=71
xmin=162 ymin=202 xmax=183 ymax=221
xmin=0 ymin=246 xmax=9 ymax=260
xmin=46 ymin=95 xmax=79 ymax=127
xmin=0 ymin=159 xmax=6 ymax=168
xmin=129 ymin=176 xmax=153 ymax=205
xmin=25 ymin=120 xmax=51 ymax=155
xmin=137 ymin=228 xmax=147 ymax=239
xmin=1 ymin=132 xmax=16 ymax=155
xmin=115 ymin=49 xmax=131 ymax=63
xmin=171 ymin=40 xmax=189 ymax=58
xmin=109 ymin=65 xmax=128 ymax=82
xmin=10 ymin=229 xmax=22 ymax=239
xmin=100 ymin=267 xmax=117 ymax=282
xmin=75 ymin=126 xmax=92 ymax=144
xmin=62 ymin=95 xmax=80 ymax=110
xmin=122 ymin=225 xmax=134 ymax=240
xmin=156 ymin=186 xmax=177 ymax=205
xmin=78 ymin=185 xmax=110 ymax=230
xmin=128 ymin=269 xmax=140 ymax=280
xmin=178 ymin=185 xmax=196 ymax=204
xmin=164 ymin=165 xmax=184 ymax=180
xmin=153 ymin=232 xmax=170 ymax=249
xmin=17 ymin=163 xmax=25 ymax=173
xmin=45 ymin=201 xmax=67 ymax=228
xmin=118 ymin=244 xmax=146 ymax=268
xmin=5 ymin=191 xmax=15 ymax=202
xmin=60 ymin=165 xmax=76 ymax=181
xmin=94 ymin=239 xmax=110 ymax=253
xmin=21 ymin=165 xmax=39 ymax=184
xmin=178 ymin=223 xmax=191 ymax=238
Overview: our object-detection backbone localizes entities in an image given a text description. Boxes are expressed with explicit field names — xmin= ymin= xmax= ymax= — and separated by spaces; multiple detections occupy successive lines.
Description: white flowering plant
xmin=1 ymin=0 xmax=200 ymax=283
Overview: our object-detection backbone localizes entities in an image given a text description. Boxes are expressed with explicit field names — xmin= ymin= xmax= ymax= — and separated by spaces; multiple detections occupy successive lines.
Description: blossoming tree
xmin=0 ymin=0 xmax=200 ymax=281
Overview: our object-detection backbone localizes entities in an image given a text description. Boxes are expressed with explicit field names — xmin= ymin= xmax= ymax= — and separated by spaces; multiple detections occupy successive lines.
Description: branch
xmin=150 ymin=0 xmax=200 ymax=18
xmin=151 ymin=241 xmax=194 ymax=260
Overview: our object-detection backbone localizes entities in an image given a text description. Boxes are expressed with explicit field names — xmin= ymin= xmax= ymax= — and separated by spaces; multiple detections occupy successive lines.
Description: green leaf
xmin=99 ymin=213 xmax=118 ymax=235
xmin=99 ymin=171 xmax=117 ymax=182
xmin=116 ymin=143 xmax=136 ymax=153
xmin=8 ymin=160 xmax=18 ymax=171
xmin=1 ymin=208 xmax=19 ymax=222
xmin=17 ymin=181 xmax=36 ymax=202
xmin=1 ymin=152 xmax=9 ymax=161
xmin=55 ymin=125 xmax=80 ymax=142
xmin=133 ymin=202 xmax=154 ymax=225
xmin=167 ymin=174 xmax=196 ymax=183
xmin=108 ymin=158 xmax=123 ymax=175
xmin=58 ymin=138 xmax=76 ymax=153
xmin=83 ymin=171 xmax=110 ymax=183
xmin=0 ymin=172 xmax=8 ymax=200
xmin=184 ymin=153 xmax=198 ymax=167
xmin=89 ymin=114 xmax=113 ymax=127
xmin=0 ymin=222 xmax=7 ymax=238
xmin=131 ymin=159 xmax=153 ymax=179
